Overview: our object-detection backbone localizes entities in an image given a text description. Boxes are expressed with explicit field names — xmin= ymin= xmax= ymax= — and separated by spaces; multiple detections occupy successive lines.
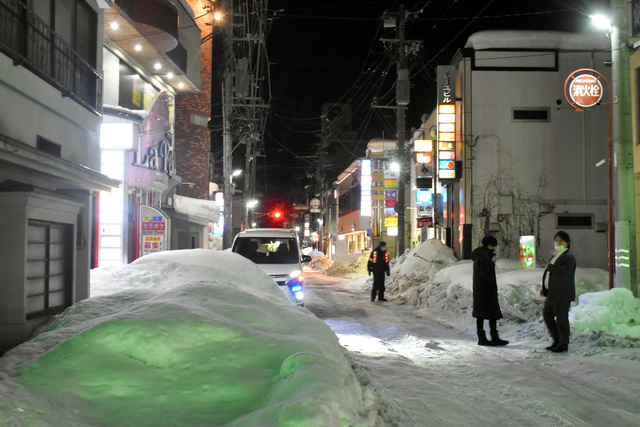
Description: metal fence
xmin=0 ymin=0 xmax=102 ymax=115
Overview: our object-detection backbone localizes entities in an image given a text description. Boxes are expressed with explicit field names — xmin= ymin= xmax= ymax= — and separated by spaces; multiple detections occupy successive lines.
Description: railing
xmin=0 ymin=0 xmax=102 ymax=115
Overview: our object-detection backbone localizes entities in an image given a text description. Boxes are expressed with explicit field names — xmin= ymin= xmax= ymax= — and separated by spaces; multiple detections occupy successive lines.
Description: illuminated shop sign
xmin=414 ymin=139 xmax=433 ymax=152
xmin=360 ymin=159 xmax=372 ymax=216
xmin=414 ymin=139 xmax=433 ymax=164
xmin=519 ymin=235 xmax=536 ymax=269
xmin=415 ymin=152 xmax=432 ymax=164
xmin=140 ymin=205 xmax=168 ymax=256
xmin=437 ymin=65 xmax=458 ymax=181
xmin=416 ymin=191 xmax=432 ymax=204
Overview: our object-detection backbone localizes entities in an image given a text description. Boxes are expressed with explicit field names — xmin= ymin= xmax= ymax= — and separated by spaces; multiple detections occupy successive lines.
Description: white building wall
xmin=468 ymin=41 xmax=610 ymax=269
xmin=0 ymin=54 xmax=102 ymax=170
xmin=102 ymin=47 xmax=120 ymax=106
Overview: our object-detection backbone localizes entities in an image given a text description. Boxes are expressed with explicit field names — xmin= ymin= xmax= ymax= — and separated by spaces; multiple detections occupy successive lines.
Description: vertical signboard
xmin=140 ymin=205 xmax=168 ymax=257
xmin=360 ymin=159 xmax=372 ymax=216
xmin=437 ymin=65 xmax=457 ymax=181
xmin=519 ymin=235 xmax=536 ymax=269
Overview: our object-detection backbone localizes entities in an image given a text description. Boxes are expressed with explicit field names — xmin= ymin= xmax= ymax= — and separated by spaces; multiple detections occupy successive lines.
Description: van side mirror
xmin=302 ymin=255 xmax=312 ymax=263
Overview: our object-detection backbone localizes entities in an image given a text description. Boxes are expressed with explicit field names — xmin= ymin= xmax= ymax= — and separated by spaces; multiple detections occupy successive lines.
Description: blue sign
xmin=385 ymin=189 xmax=398 ymax=199
xmin=416 ymin=191 xmax=432 ymax=204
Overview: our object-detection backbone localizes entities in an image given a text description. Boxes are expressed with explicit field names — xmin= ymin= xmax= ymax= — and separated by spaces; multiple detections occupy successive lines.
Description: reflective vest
xmin=372 ymin=250 xmax=389 ymax=266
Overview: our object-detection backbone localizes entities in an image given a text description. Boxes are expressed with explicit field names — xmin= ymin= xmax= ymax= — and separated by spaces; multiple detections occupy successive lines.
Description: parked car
xmin=231 ymin=228 xmax=311 ymax=306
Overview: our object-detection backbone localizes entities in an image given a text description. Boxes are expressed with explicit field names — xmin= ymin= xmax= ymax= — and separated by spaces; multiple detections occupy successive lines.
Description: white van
xmin=231 ymin=228 xmax=311 ymax=306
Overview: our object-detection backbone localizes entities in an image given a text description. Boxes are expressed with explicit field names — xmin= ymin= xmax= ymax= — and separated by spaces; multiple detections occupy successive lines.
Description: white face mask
xmin=554 ymin=244 xmax=565 ymax=253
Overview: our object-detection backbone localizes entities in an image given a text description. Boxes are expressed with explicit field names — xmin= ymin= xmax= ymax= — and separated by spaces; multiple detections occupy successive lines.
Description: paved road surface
xmin=303 ymin=269 xmax=640 ymax=427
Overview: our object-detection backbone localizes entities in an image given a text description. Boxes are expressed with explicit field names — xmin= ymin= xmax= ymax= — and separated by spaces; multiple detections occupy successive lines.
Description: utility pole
xmin=396 ymin=4 xmax=409 ymax=256
xmin=611 ymin=0 xmax=638 ymax=294
xmin=221 ymin=0 xmax=234 ymax=249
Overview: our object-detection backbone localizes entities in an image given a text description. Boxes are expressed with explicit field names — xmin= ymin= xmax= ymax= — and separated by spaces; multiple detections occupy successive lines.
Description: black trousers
xmin=371 ymin=272 xmax=386 ymax=300
xmin=543 ymin=298 xmax=572 ymax=348
xmin=476 ymin=318 xmax=497 ymax=335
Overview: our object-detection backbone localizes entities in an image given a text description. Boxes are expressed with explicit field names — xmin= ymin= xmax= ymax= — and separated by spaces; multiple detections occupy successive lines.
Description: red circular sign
xmin=568 ymin=74 xmax=603 ymax=108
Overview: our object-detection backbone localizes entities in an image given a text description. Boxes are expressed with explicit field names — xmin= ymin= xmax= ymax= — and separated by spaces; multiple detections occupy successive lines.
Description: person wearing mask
xmin=471 ymin=235 xmax=508 ymax=346
xmin=368 ymin=241 xmax=391 ymax=301
xmin=540 ymin=230 xmax=576 ymax=353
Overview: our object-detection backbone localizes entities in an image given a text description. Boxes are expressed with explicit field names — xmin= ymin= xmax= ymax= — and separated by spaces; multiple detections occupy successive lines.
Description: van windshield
xmin=233 ymin=237 xmax=299 ymax=264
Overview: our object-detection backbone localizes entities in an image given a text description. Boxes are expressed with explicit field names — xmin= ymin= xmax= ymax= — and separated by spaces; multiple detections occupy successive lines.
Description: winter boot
xmin=477 ymin=331 xmax=492 ymax=346
xmin=490 ymin=330 xmax=509 ymax=346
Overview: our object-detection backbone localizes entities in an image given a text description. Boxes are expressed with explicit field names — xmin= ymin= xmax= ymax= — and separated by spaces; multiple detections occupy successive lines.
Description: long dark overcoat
xmin=471 ymin=246 xmax=503 ymax=319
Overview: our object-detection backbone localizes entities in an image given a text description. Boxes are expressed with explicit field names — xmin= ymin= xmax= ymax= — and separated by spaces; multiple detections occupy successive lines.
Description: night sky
xmin=258 ymin=0 xmax=610 ymax=205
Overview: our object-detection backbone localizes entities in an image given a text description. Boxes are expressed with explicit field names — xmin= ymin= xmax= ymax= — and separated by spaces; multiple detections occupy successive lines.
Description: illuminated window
xmin=191 ymin=114 xmax=209 ymax=127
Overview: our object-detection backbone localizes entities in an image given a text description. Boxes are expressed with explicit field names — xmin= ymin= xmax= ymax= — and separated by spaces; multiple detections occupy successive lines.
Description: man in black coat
xmin=471 ymin=235 xmax=508 ymax=346
xmin=540 ymin=230 xmax=576 ymax=353
xmin=368 ymin=241 xmax=391 ymax=301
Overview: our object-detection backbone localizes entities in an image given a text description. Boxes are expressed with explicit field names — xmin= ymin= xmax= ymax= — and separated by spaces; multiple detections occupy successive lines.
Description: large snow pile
xmin=0 ymin=250 xmax=376 ymax=426
xmin=382 ymin=240 xmax=640 ymax=344
xmin=384 ymin=240 xmax=459 ymax=307
xmin=570 ymin=288 xmax=640 ymax=339
xmin=308 ymin=255 xmax=334 ymax=272
xmin=326 ymin=252 xmax=371 ymax=277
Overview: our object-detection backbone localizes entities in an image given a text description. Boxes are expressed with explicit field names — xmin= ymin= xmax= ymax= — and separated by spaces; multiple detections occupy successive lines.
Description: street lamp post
xmin=592 ymin=5 xmax=638 ymax=295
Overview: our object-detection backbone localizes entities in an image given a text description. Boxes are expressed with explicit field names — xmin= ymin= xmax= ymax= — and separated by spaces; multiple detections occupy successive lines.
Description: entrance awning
xmin=0 ymin=133 xmax=119 ymax=193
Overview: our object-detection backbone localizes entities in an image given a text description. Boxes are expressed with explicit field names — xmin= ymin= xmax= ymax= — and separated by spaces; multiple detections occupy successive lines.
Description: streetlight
xmin=590 ymin=14 xmax=612 ymax=31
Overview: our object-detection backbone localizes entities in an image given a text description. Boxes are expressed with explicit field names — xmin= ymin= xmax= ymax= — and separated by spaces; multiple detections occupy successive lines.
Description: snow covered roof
xmin=465 ymin=30 xmax=610 ymax=51
xmin=172 ymin=195 xmax=220 ymax=222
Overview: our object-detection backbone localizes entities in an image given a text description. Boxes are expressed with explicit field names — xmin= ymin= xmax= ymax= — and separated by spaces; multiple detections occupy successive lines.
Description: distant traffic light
xmin=268 ymin=211 xmax=283 ymax=218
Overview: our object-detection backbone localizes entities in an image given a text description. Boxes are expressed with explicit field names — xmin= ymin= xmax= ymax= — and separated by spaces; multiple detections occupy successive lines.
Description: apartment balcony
xmin=105 ymin=0 xmax=200 ymax=92
xmin=0 ymin=0 xmax=103 ymax=115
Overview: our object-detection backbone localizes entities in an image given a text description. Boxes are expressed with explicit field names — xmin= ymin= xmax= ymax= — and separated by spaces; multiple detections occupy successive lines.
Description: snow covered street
xmin=304 ymin=269 xmax=640 ymax=427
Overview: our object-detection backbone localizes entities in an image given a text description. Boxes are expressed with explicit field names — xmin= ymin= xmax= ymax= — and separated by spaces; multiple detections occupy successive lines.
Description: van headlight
xmin=289 ymin=269 xmax=302 ymax=278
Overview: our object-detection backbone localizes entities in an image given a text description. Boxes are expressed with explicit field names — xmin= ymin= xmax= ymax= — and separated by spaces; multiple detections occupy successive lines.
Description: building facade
xmin=442 ymin=30 xmax=611 ymax=267
xmin=0 ymin=0 xmax=118 ymax=353
xmin=99 ymin=0 xmax=209 ymax=267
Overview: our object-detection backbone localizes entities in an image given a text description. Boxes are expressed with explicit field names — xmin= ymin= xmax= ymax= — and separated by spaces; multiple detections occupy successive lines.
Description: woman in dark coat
xmin=471 ymin=235 xmax=508 ymax=346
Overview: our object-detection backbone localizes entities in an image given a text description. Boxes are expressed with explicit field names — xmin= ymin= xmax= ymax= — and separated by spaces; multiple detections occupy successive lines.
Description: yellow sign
xmin=439 ymin=132 xmax=455 ymax=141
xmin=384 ymin=179 xmax=397 ymax=189
xmin=414 ymin=139 xmax=433 ymax=152
xmin=439 ymin=141 xmax=455 ymax=151
xmin=385 ymin=217 xmax=398 ymax=227
xmin=438 ymin=104 xmax=455 ymax=114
